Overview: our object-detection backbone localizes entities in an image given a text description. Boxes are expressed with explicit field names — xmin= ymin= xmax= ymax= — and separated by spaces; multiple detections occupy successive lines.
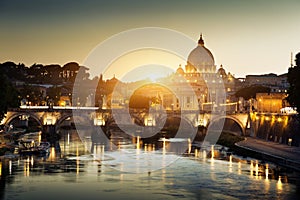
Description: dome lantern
xmin=198 ymin=33 xmax=205 ymax=46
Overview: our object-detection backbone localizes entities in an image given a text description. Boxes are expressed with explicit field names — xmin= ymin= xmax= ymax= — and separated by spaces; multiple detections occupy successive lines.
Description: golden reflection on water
xmin=67 ymin=132 xmax=70 ymax=145
xmin=188 ymin=138 xmax=191 ymax=154
xmin=255 ymin=161 xmax=259 ymax=179
xmin=49 ymin=147 xmax=56 ymax=162
xmin=162 ymin=137 xmax=166 ymax=155
xmin=9 ymin=160 xmax=12 ymax=175
xmin=229 ymin=155 xmax=233 ymax=173
xmin=277 ymin=176 xmax=283 ymax=192
xmin=136 ymin=136 xmax=140 ymax=150
xmin=265 ymin=164 xmax=269 ymax=180
xmin=211 ymin=145 xmax=214 ymax=159
xmin=264 ymin=178 xmax=270 ymax=193
xmin=161 ymin=168 xmax=166 ymax=183
xmin=30 ymin=156 xmax=34 ymax=166
xmin=237 ymin=161 xmax=241 ymax=175
xmin=23 ymin=158 xmax=30 ymax=177
xmin=195 ymin=149 xmax=198 ymax=158
xmin=250 ymin=160 xmax=254 ymax=177
xmin=76 ymin=159 xmax=79 ymax=175
xmin=202 ymin=150 xmax=207 ymax=161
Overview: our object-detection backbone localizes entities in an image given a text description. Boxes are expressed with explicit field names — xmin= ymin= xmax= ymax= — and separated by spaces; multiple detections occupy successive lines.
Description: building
xmin=256 ymin=93 xmax=288 ymax=113
xmin=245 ymin=73 xmax=289 ymax=93
xmin=160 ymin=34 xmax=239 ymax=112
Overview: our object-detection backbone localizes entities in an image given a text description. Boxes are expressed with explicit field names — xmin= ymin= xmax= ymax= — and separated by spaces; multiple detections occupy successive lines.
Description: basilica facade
xmin=159 ymin=34 xmax=239 ymax=112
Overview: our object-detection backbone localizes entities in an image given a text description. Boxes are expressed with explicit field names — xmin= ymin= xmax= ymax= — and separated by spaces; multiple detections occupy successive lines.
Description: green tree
xmin=0 ymin=72 xmax=19 ymax=122
xmin=235 ymin=85 xmax=270 ymax=100
xmin=287 ymin=52 xmax=300 ymax=116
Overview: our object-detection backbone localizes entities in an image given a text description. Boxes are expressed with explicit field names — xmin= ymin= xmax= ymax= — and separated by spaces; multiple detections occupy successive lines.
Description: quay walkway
xmin=236 ymin=137 xmax=300 ymax=171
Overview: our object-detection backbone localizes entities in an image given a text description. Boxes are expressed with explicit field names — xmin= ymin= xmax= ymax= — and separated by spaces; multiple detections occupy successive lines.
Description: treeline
xmin=0 ymin=61 xmax=89 ymax=85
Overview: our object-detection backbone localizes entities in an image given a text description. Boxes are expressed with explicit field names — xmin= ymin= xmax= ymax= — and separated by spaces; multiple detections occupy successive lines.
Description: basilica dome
xmin=186 ymin=34 xmax=215 ymax=73
xmin=175 ymin=64 xmax=185 ymax=75
xmin=217 ymin=65 xmax=227 ymax=77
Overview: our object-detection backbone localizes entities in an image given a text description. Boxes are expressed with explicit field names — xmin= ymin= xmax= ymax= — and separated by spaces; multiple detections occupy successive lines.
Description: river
xmin=0 ymin=130 xmax=299 ymax=200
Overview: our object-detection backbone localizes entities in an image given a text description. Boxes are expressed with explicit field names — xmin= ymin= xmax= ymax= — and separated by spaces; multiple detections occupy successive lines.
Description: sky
xmin=1 ymin=0 xmax=300 ymax=80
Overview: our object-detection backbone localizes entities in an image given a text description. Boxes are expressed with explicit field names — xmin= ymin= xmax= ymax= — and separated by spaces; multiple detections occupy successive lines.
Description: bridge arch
xmin=55 ymin=113 xmax=94 ymax=130
xmin=155 ymin=114 xmax=198 ymax=139
xmin=208 ymin=115 xmax=245 ymax=136
xmin=55 ymin=113 xmax=74 ymax=130
xmin=4 ymin=112 xmax=43 ymax=128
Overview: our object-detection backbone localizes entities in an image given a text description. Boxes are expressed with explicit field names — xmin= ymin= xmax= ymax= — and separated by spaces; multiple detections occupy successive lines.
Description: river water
xmin=0 ymin=131 xmax=299 ymax=200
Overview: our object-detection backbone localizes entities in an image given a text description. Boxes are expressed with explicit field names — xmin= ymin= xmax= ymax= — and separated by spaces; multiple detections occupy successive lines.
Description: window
xmin=186 ymin=97 xmax=191 ymax=104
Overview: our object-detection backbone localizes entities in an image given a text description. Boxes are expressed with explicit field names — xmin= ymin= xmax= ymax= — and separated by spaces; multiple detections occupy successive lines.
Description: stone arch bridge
xmin=2 ymin=107 xmax=250 ymax=136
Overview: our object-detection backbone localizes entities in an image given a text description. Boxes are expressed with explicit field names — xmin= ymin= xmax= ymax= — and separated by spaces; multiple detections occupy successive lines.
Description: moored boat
xmin=18 ymin=140 xmax=50 ymax=156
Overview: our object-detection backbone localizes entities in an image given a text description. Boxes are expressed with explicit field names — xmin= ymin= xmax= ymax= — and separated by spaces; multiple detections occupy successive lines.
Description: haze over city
xmin=1 ymin=0 xmax=300 ymax=79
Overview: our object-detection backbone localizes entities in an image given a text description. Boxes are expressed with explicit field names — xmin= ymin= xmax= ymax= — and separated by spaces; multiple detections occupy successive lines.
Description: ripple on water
xmin=1 ymin=149 xmax=298 ymax=200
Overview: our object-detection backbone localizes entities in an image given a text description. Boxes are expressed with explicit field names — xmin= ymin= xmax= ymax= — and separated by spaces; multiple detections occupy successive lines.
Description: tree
xmin=235 ymin=85 xmax=270 ymax=100
xmin=287 ymin=52 xmax=300 ymax=116
xmin=0 ymin=72 xmax=19 ymax=122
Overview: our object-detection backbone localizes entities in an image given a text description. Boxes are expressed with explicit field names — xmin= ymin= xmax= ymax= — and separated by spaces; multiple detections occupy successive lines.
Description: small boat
xmin=18 ymin=140 xmax=50 ymax=156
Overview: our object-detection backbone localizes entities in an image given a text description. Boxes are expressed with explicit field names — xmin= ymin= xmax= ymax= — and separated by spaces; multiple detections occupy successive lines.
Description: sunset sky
xmin=1 ymin=0 xmax=300 ymax=80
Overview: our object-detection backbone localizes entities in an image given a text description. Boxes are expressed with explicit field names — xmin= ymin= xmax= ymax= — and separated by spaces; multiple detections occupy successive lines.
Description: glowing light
xmin=145 ymin=116 xmax=155 ymax=126
xmin=94 ymin=117 xmax=105 ymax=126
xmin=277 ymin=117 xmax=282 ymax=122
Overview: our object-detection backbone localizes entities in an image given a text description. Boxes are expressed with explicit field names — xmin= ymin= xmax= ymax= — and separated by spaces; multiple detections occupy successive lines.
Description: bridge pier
xmin=42 ymin=124 xmax=60 ymax=143
xmin=43 ymin=125 xmax=56 ymax=135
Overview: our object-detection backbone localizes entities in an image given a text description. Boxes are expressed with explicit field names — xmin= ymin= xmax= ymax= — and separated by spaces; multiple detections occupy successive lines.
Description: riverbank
xmin=235 ymin=137 xmax=300 ymax=172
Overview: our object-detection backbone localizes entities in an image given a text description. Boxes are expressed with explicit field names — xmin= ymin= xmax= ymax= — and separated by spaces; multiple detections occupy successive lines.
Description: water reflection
xmin=0 ymin=130 xmax=298 ymax=200
xmin=277 ymin=176 xmax=283 ymax=192
xmin=266 ymin=164 xmax=269 ymax=180
xmin=238 ymin=161 xmax=241 ymax=175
